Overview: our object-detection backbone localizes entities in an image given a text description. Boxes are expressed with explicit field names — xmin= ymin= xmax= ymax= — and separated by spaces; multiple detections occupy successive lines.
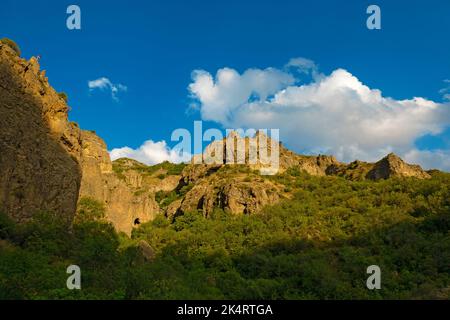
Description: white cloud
xmin=404 ymin=149 xmax=450 ymax=171
xmin=88 ymin=77 xmax=127 ymax=101
xmin=440 ymin=79 xmax=450 ymax=101
xmin=109 ymin=140 xmax=190 ymax=165
xmin=189 ymin=67 xmax=295 ymax=124
xmin=189 ymin=60 xmax=450 ymax=171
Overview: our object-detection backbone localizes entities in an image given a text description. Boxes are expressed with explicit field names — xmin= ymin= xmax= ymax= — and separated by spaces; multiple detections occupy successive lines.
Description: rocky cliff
xmin=0 ymin=43 xmax=158 ymax=234
xmin=78 ymin=131 xmax=160 ymax=234
xmin=0 ymin=42 xmax=81 ymax=223
xmin=327 ymin=153 xmax=431 ymax=180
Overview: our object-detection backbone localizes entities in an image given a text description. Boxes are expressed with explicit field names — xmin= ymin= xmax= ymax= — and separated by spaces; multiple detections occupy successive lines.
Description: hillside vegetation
xmin=0 ymin=170 xmax=449 ymax=299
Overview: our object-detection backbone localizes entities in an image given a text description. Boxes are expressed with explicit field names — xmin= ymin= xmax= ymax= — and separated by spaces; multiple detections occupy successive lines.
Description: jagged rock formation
xmin=78 ymin=133 xmax=160 ymax=234
xmin=162 ymin=133 xmax=431 ymax=218
xmin=327 ymin=153 xmax=431 ymax=180
xmin=0 ymin=43 xmax=81 ymax=223
xmin=0 ymin=43 xmax=158 ymax=234
xmin=366 ymin=153 xmax=431 ymax=180
xmin=166 ymin=165 xmax=284 ymax=219
xmin=164 ymin=133 xmax=328 ymax=218
xmin=192 ymin=130 xmax=341 ymax=175
xmin=195 ymin=131 xmax=431 ymax=181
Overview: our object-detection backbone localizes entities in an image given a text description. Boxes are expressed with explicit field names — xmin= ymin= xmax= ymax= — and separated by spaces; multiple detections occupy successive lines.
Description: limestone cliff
xmin=166 ymin=165 xmax=284 ymax=219
xmin=78 ymin=132 xmax=160 ymax=234
xmin=0 ymin=43 xmax=158 ymax=234
xmin=0 ymin=42 xmax=81 ymax=223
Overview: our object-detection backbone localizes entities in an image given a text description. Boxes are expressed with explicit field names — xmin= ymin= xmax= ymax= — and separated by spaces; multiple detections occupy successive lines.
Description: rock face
xmin=192 ymin=130 xmax=341 ymax=176
xmin=78 ymin=133 xmax=160 ymax=235
xmin=167 ymin=167 xmax=284 ymax=219
xmin=168 ymin=143 xmax=287 ymax=218
xmin=0 ymin=43 xmax=81 ymax=223
xmin=0 ymin=43 xmax=158 ymax=234
xmin=162 ymin=132 xmax=432 ymax=219
xmin=366 ymin=153 xmax=431 ymax=180
xmin=326 ymin=153 xmax=431 ymax=181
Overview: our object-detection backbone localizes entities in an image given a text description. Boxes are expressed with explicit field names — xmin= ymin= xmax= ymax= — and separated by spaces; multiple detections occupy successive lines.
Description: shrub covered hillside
xmin=0 ymin=170 xmax=449 ymax=299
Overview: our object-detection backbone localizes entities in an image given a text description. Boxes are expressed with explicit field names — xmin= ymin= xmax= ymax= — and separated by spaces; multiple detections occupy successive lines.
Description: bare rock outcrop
xmin=366 ymin=153 xmax=431 ymax=180
xmin=0 ymin=43 xmax=159 ymax=234
xmin=166 ymin=164 xmax=284 ymax=219
xmin=192 ymin=130 xmax=341 ymax=176
xmin=78 ymin=133 xmax=160 ymax=234
xmin=0 ymin=43 xmax=81 ymax=223
xmin=325 ymin=154 xmax=431 ymax=181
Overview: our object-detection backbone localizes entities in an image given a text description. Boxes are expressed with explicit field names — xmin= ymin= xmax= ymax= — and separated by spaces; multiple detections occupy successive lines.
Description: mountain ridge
xmin=0 ymin=41 xmax=435 ymax=234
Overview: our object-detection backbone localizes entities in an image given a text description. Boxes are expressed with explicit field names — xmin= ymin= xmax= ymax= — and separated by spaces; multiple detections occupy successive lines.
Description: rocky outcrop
xmin=326 ymin=153 xmax=431 ymax=181
xmin=295 ymin=154 xmax=341 ymax=176
xmin=167 ymin=172 xmax=284 ymax=219
xmin=366 ymin=153 xmax=431 ymax=180
xmin=164 ymin=157 xmax=286 ymax=219
xmin=77 ymin=134 xmax=160 ymax=234
xmin=192 ymin=130 xmax=342 ymax=176
xmin=0 ymin=43 xmax=158 ymax=234
xmin=0 ymin=43 xmax=81 ymax=223
xmin=164 ymin=132 xmax=431 ymax=219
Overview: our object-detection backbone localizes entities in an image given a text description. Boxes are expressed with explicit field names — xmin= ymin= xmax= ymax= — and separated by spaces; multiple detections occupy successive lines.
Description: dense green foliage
xmin=0 ymin=38 xmax=21 ymax=56
xmin=0 ymin=172 xmax=449 ymax=299
xmin=155 ymin=184 xmax=194 ymax=209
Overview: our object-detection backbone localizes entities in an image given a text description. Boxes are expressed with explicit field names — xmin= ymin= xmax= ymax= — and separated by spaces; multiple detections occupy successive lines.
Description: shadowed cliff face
xmin=0 ymin=44 xmax=81 ymax=223
xmin=0 ymin=44 xmax=158 ymax=234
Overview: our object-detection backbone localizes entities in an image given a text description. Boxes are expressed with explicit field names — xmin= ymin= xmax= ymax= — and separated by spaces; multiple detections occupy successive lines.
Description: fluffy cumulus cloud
xmin=188 ymin=59 xmax=450 ymax=170
xmin=88 ymin=77 xmax=127 ymax=101
xmin=110 ymin=140 xmax=190 ymax=165
xmin=404 ymin=149 xmax=450 ymax=172
xmin=189 ymin=67 xmax=295 ymax=123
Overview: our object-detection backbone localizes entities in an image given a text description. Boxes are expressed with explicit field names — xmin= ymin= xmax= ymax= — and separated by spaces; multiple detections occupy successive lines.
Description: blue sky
xmin=2 ymin=0 xmax=450 ymax=169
